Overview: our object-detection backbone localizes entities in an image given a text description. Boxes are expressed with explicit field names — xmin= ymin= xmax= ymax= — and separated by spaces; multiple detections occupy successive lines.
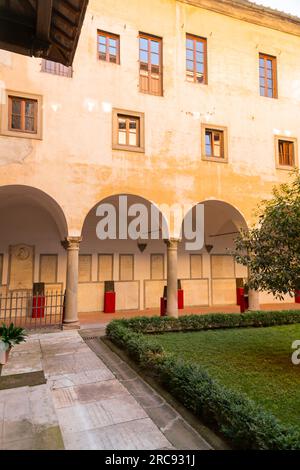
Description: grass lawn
xmin=151 ymin=324 xmax=300 ymax=429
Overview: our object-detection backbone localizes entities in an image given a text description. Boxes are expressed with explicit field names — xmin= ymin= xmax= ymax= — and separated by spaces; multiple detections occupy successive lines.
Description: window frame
xmin=275 ymin=136 xmax=298 ymax=170
xmin=8 ymin=96 xmax=38 ymax=134
xmin=0 ymin=90 xmax=43 ymax=140
xmin=139 ymin=32 xmax=163 ymax=96
xmin=201 ymin=124 xmax=228 ymax=163
xmin=186 ymin=33 xmax=208 ymax=85
xmin=97 ymin=30 xmax=120 ymax=64
xmin=41 ymin=59 xmax=73 ymax=77
xmin=112 ymin=108 xmax=145 ymax=153
xmin=259 ymin=53 xmax=278 ymax=99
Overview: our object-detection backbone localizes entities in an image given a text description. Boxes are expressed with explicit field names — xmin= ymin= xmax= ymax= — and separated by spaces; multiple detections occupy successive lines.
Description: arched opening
xmin=179 ymin=200 xmax=248 ymax=307
xmin=0 ymin=185 xmax=68 ymax=322
xmin=79 ymin=194 xmax=169 ymax=314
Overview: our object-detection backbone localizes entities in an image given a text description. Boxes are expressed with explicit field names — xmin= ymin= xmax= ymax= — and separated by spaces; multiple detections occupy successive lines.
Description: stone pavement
xmin=0 ymin=329 xmax=213 ymax=450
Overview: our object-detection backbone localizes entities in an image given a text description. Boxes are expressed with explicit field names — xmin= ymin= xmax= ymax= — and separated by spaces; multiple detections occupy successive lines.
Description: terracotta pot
xmin=0 ymin=345 xmax=11 ymax=365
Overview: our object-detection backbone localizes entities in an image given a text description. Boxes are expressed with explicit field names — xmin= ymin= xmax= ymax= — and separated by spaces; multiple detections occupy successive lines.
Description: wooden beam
xmin=36 ymin=0 xmax=53 ymax=41
xmin=0 ymin=15 xmax=34 ymax=55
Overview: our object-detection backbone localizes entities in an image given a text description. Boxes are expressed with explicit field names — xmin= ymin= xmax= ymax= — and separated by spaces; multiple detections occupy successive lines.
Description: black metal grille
xmin=0 ymin=291 xmax=64 ymax=330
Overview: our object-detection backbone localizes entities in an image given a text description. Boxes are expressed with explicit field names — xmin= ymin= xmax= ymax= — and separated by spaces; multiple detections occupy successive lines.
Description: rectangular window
xmin=205 ymin=129 xmax=224 ymax=158
xmin=279 ymin=140 xmax=294 ymax=167
xmin=118 ymin=115 xmax=140 ymax=147
xmin=139 ymin=33 xmax=162 ymax=96
xmin=41 ymin=59 xmax=73 ymax=77
xmin=9 ymin=96 xmax=38 ymax=134
xmin=275 ymin=136 xmax=297 ymax=169
xmin=186 ymin=34 xmax=207 ymax=84
xmin=202 ymin=124 xmax=228 ymax=163
xmin=112 ymin=109 xmax=145 ymax=152
xmin=97 ymin=30 xmax=120 ymax=64
xmin=259 ymin=53 xmax=277 ymax=98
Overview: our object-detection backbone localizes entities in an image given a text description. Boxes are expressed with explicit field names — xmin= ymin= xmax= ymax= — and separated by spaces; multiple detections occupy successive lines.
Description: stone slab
xmin=63 ymin=418 xmax=171 ymax=450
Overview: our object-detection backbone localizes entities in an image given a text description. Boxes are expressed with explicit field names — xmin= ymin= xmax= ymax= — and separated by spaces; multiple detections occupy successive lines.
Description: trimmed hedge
xmin=109 ymin=310 xmax=300 ymax=334
xmin=106 ymin=311 xmax=300 ymax=450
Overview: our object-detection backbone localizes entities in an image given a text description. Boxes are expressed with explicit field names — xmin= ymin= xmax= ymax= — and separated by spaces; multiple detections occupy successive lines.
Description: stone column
xmin=166 ymin=238 xmax=179 ymax=318
xmin=248 ymin=289 xmax=260 ymax=311
xmin=62 ymin=237 xmax=82 ymax=329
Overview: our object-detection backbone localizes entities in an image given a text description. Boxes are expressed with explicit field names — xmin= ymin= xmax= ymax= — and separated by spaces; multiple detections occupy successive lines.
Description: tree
xmin=235 ymin=170 xmax=300 ymax=299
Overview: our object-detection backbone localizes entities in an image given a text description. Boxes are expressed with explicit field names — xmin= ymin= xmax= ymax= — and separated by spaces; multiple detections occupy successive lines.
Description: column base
xmin=62 ymin=321 xmax=80 ymax=331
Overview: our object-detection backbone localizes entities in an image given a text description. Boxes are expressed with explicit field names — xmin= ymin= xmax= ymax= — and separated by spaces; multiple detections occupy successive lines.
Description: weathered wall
xmin=0 ymin=0 xmax=299 ymax=234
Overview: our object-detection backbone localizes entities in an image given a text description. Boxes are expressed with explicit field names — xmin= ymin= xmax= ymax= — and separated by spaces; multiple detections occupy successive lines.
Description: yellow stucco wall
xmin=0 ymin=0 xmax=299 ymax=235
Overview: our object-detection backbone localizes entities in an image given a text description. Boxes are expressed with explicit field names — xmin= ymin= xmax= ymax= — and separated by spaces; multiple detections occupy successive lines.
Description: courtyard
xmin=0 ymin=328 xmax=213 ymax=450
xmin=151 ymin=324 xmax=300 ymax=429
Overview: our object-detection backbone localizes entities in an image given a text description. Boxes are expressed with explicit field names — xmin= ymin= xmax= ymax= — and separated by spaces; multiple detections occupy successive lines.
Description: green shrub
xmin=110 ymin=310 xmax=300 ymax=334
xmin=106 ymin=311 xmax=300 ymax=450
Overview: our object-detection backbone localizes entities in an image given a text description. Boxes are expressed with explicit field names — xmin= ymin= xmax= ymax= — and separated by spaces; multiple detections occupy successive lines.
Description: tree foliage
xmin=235 ymin=171 xmax=300 ymax=299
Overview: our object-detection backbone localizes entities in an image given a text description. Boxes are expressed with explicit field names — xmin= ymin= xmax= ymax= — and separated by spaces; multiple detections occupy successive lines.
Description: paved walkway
xmin=0 ymin=329 xmax=212 ymax=450
xmin=79 ymin=303 xmax=300 ymax=328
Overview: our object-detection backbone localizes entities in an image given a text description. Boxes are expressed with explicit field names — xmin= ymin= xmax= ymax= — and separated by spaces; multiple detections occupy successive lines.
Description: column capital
xmin=61 ymin=236 xmax=82 ymax=251
xmin=164 ymin=238 xmax=181 ymax=249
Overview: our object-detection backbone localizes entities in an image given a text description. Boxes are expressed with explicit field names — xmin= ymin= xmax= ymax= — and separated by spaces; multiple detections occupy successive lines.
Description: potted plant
xmin=0 ymin=323 xmax=27 ymax=366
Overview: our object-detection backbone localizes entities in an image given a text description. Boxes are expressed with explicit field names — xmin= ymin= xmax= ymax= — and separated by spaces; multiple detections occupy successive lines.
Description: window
xmin=275 ymin=136 xmax=297 ymax=169
xmin=186 ymin=34 xmax=207 ymax=84
xmin=202 ymin=124 xmax=228 ymax=162
xmin=9 ymin=96 xmax=37 ymax=133
xmin=0 ymin=90 xmax=43 ymax=139
xmin=139 ymin=33 xmax=162 ymax=96
xmin=97 ymin=30 xmax=120 ymax=64
xmin=112 ymin=109 xmax=145 ymax=152
xmin=205 ymin=130 xmax=223 ymax=158
xmin=41 ymin=59 xmax=73 ymax=77
xmin=259 ymin=53 xmax=277 ymax=98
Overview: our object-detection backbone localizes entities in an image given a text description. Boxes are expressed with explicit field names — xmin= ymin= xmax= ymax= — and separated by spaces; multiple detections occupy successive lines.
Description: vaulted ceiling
xmin=0 ymin=0 xmax=89 ymax=66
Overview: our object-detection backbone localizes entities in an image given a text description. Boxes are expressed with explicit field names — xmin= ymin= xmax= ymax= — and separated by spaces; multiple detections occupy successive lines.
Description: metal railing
xmin=0 ymin=291 xmax=64 ymax=330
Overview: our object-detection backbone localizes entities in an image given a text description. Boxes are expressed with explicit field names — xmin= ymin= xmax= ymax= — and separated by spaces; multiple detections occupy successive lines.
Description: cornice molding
xmin=179 ymin=0 xmax=300 ymax=37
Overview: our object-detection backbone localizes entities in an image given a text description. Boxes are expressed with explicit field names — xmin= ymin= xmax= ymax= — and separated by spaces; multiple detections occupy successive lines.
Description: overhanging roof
xmin=0 ymin=0 xmax=89 ymax=66
xmin=181 ymin=0 xmax=300 ymax=37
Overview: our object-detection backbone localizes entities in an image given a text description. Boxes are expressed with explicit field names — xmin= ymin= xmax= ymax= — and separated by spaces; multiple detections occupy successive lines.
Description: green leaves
xmin=235 ymin=170 xmax=300 ymax=297
xmin=0 ymin=323 xmax=27 ymax=348
xmin=106 ymin=313 xmax=300 ymax=449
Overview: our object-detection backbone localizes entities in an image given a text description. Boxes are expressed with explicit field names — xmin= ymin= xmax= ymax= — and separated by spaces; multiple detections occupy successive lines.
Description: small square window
xmin=0 ymin=90 xmax=43 ymax=140
xmin=202 ymin=125 xmax=228 ymax=163
xmin=112 ymin=109 xmax=145 ymax=152
xmin=275 ymin=136 xmax=297 ymax=169
xmin=97 ymin=30 xmax=120 ymax=64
